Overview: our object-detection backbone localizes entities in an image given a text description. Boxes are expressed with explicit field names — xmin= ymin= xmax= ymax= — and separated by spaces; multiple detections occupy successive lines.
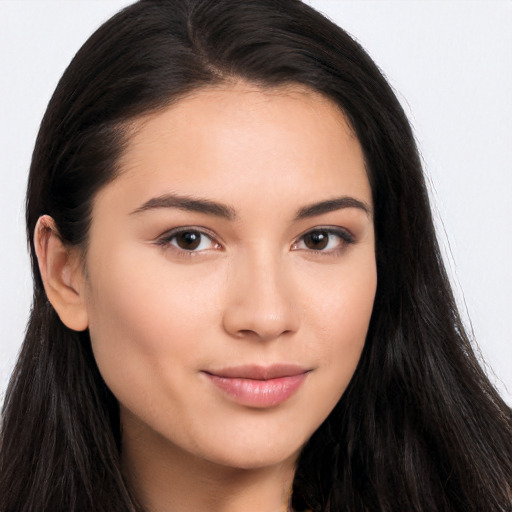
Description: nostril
xmin=237 ymin=329 xmax=255 ymax=338
xmin=231 ymin=326 xmax=295 ymax=343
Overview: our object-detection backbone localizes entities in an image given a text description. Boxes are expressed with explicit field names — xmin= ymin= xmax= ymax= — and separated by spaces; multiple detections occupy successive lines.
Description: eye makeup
xmin=154 ymin=224 xmax=355 ymax=260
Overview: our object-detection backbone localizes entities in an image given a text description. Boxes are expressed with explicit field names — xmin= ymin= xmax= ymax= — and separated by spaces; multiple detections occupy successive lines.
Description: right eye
xmin=157 ymin=228 xmax=220 ymax=252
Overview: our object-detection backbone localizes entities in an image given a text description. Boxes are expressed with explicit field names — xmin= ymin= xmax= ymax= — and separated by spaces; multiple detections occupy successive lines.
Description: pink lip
xmin=203 ymin=364 xmax=309 ymax=408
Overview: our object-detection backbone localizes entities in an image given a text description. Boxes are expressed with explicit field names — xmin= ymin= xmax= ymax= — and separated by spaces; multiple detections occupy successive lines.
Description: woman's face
xmin=81 ymin=84 xmax=376 ymax=470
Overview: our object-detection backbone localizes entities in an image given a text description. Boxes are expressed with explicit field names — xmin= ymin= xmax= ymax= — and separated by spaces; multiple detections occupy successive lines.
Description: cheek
xmin=84 ymin=250 xmax=222 ymax=398
xmin=300 ymin=253 xmax=376 ymax=393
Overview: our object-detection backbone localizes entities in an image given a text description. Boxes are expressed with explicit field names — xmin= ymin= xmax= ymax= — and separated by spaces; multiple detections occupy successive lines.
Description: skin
xmin=36 ymin=84 xmax=376 ymax=512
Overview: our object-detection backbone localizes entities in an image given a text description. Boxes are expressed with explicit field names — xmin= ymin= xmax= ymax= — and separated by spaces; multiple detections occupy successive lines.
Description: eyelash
xmin=155 ymin=226 xmax=355 ymax=257
xmin=155 ymin=227 xmax=221 ymax=256
xmin=291 ymin=227 xmax=355 ymax=254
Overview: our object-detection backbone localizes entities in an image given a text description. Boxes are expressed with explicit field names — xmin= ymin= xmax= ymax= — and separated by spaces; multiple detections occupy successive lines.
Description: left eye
xmin=158 ymin=229 xmax=217 ymax=251
xmin=293 ymin=228 xmax=353 ymax=252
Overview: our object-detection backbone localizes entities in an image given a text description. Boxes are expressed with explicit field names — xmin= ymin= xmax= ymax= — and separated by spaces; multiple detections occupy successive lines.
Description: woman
xmin=1 ymin=1 xmax=511 ymax=511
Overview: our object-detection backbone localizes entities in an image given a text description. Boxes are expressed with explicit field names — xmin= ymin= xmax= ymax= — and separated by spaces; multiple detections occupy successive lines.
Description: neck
xmin=121 ymin=410 xmax=296 ymax=512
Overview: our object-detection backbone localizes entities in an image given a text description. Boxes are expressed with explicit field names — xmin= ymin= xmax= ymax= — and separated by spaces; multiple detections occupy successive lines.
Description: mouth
xmin=202 ymin=364 xmax=310 ymax=408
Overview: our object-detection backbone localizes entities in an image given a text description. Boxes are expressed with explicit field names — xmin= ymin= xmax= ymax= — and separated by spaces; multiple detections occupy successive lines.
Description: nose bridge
xmin=222 ymin=245 xmax=299 ymax=341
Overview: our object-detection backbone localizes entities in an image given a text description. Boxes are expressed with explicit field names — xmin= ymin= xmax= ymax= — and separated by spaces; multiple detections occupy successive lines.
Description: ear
xmin=34 ymin=215 xmax=89 ymax=331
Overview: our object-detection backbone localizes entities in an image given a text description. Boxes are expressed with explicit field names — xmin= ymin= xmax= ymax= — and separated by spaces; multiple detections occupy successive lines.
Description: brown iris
xmin=175 ymin=231 xmax=202 ymax=250
xmin=303 ymin=230 xmax=329 ymax=250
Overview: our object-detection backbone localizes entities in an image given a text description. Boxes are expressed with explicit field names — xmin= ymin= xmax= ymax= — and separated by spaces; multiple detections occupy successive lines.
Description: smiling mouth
xmin=202 ymin=364 xmax=310 ymax=408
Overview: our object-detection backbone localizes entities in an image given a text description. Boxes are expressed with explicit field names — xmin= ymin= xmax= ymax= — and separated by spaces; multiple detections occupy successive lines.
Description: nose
xmin=222 ymin=250 xmax=300 ymax=342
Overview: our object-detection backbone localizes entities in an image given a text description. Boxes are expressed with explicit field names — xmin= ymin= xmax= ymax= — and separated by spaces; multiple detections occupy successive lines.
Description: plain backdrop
xmin=1 ymin=0 xmax=511 ymax=405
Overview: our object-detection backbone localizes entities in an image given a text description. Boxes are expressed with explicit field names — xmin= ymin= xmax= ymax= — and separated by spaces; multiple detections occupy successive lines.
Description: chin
xmin=187 ymin=427 xmax=308 ymax=471
xmin=205 ymin=445 xmax=302 ymax=472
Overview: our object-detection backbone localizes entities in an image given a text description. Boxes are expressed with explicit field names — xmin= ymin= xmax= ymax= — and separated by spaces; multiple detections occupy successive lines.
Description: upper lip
xmin=203 ymin=364 xmax=309 ymax=380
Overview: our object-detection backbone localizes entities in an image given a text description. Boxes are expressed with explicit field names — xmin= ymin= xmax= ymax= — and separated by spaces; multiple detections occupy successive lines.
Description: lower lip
xmin=204 ymin=373 xmax=307 ymax=408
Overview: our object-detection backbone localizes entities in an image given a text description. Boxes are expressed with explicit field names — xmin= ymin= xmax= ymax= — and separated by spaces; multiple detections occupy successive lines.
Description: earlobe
xmin=34 ymin=215 xmax=89 ymax=331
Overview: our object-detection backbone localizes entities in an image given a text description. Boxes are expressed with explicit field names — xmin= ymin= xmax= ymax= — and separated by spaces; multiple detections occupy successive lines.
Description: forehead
xmin=95 ymin=83 xmax=371 ymax=217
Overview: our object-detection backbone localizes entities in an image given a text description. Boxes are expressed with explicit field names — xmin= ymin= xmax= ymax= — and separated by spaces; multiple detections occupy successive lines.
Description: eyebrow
xmin=131 ymin=193 xmax=237 ymax=220
xmin=294 ymin=196 xmax=372 ymax=220
xmin=131 ymin=193 xmax=371 ymax=220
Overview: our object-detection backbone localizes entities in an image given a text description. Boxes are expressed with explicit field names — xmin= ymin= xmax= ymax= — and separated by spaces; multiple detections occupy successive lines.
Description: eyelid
xmin=155 ymin=226 xmax=222 ymax=252
xmin=153 ymin=224 xmax=354 ymax=255
xmin=291 ymin=225 xmax=355 ymax=252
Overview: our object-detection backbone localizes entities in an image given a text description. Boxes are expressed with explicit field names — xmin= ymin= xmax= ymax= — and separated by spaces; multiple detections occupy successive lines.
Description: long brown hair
xmin=1 ymin=1 xmax=511 ymax=511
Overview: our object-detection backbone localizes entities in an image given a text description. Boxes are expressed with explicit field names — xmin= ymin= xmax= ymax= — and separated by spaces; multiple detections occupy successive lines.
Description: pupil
xmin=305 ymin=231 xmax=328 ymax=250
xmin=177 ymin=232 xmax=201 ymax=250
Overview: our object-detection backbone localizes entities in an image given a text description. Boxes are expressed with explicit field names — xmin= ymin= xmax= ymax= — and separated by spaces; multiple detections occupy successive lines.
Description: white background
xmin=1 ymin=1 xmax=511 ymax=404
